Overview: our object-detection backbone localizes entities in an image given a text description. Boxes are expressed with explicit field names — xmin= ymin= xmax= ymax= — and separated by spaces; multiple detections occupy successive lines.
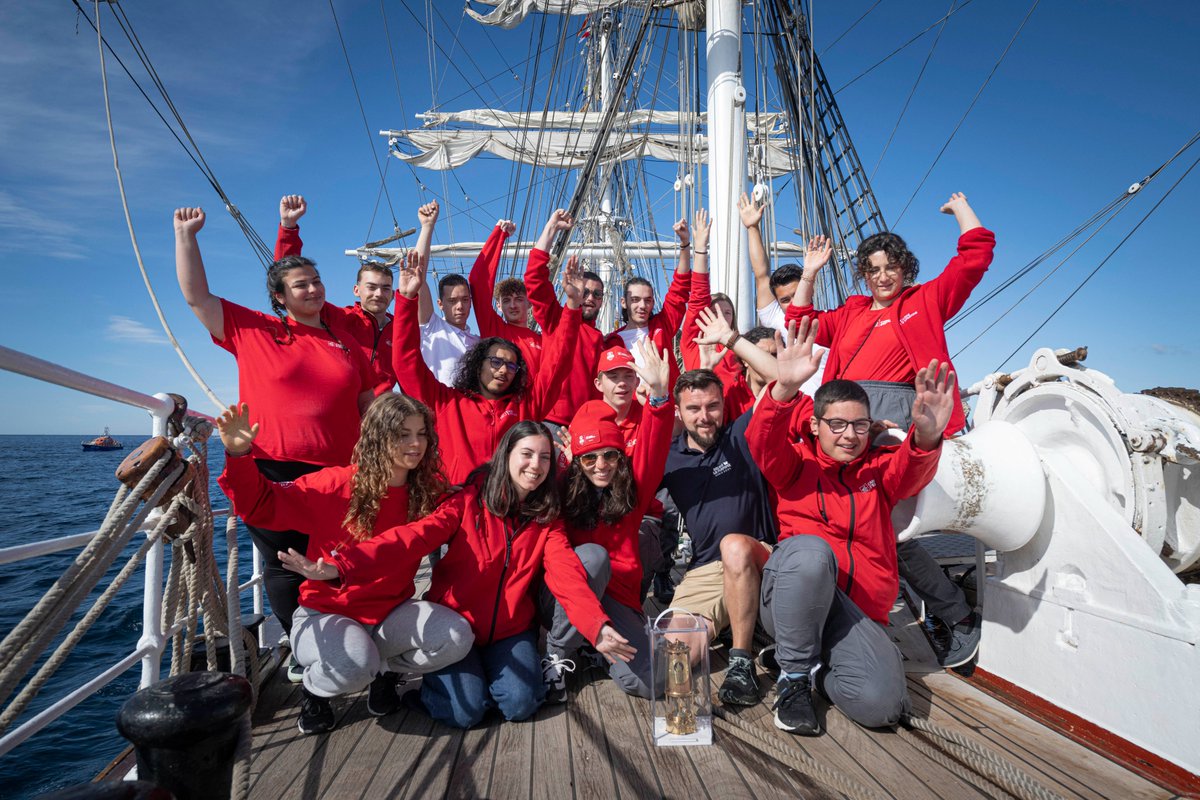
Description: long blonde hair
xmin=343 ymin=394 xmax=448 ymax=539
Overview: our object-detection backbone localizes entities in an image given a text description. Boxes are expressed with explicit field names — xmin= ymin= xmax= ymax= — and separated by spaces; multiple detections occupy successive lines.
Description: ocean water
xmin=0 ymin=434 xmax=248 ymax=799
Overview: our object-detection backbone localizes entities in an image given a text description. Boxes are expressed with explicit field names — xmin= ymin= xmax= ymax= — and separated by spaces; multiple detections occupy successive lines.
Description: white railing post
xmin=137 ymin=393 xmax=177 ymax=688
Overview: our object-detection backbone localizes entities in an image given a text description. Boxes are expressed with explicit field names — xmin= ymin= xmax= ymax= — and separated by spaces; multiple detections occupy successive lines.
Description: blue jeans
xmin=420 ymin=630 xmax=545 ymax=728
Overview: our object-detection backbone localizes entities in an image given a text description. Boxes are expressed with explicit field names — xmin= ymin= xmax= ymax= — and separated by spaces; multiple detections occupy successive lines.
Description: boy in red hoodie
xmin=747 ymin=319 xmax=956 ymax=736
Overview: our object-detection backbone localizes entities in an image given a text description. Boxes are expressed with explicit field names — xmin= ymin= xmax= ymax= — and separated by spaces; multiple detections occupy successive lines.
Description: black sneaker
xmin=757 ymin=644 xmax=779 ymax=676
xmin=938 ymin=611 xmax=981 ymax=668
xmin=367 ymin=672 xmax=403 ymax=717
xmin=773 ymin=674 xmax=819 ymax=735
xmin=718 ymin=655 xmax=761 ymax=706
xmin=651 ymin=571 xmax=675 ymax=604
xmin=298 ymin=688 xmax=335 ymax=735
xmin=923 ymin=613 xmax=954 ymax=663
xmin=541 ymin=653 xmax=576 ymax=704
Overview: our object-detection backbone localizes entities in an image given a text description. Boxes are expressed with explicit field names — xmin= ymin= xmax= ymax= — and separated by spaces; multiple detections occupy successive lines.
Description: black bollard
xmin=37 ymin=780 xmax=174 ymax=800
xmin=116 ymin=671 xmax=252 ymax=800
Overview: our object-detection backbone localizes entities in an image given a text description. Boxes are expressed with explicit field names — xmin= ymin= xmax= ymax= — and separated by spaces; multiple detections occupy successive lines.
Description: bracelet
xmin=679 ymin=243 xmax=691 ymax=249
xmin=725 ymin=330 xmax=741 ymax=349
xmin=800 ymin=274 xmax=816 ymax=283
xmin=648 ymin=394 xmax=671 ymax=407
xmin=695 ymin=248 xmax=709 ymax=255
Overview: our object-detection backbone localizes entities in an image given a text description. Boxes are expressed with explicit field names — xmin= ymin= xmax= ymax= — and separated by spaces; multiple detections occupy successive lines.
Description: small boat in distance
xmin=81 ymin=428 xmax=123 ymax=451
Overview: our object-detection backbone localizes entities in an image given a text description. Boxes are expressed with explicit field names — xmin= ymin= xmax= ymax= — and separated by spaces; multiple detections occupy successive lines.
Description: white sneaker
xmin=540 ymin=653 xmax=576 ymax=704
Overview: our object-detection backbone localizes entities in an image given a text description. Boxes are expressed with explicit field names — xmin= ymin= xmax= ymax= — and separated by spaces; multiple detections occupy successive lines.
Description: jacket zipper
xmin=485 ymin=518 xmax=516 ymax=646
xmin=836 ymin=465 xmax=858 ymax=597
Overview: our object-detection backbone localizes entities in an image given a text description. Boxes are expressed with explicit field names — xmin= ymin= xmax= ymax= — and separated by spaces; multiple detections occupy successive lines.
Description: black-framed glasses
xmin=819 ymin=417 xmax=872 ymax=435
xmin=581 ymin=288 xmax=605 ymax=299
xmin=486 ymin=355 xmax=522 ymax=373
xmin=579 ymin=448 xmax=622 ymax=468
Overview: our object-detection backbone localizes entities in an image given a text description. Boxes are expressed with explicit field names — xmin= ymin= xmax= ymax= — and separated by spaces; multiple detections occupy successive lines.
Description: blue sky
xmin=0 ymin=0 xmax=1197 ymax=435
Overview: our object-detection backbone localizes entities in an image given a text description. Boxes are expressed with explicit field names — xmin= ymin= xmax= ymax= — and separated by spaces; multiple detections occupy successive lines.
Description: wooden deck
xmin=244 ymin=564 xmax=1180 ymax=800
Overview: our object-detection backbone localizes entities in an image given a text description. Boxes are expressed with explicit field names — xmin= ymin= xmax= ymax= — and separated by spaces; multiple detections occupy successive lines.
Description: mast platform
xmin=239 ymin=560 xmax=1173 ymax=800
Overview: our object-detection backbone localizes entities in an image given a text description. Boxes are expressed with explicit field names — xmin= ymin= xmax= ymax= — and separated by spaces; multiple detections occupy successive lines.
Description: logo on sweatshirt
xmin=712 ymin=460 xmax=731 ymax=478
xmin=859 ymin=478 xmax=877 ymax=493
xmin=900 ymin=311 xmax=920 ymax=325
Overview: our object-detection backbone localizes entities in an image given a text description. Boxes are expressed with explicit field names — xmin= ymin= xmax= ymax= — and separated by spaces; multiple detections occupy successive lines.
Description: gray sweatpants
xmin=292 ymin=600 xmax=474 ymax=699
xmin=539 ymin=543 xmax=653 ymax=699
xmin=759 ymin=535 xmax=910 ymax=728
xmin=861 ymin=380 xmax=971 ymax=625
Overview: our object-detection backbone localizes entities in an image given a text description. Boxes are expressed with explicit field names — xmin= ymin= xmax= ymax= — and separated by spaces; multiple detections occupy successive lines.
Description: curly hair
xmin=453 ymin=337 xmax=527 ymax=397
xmin=343 ymin=394 xmax=448 ymax=539
xmin=562 ymin=456 xmax=637 ymax=530
xmin=469 ymin=421 xmax=560 ymax=524
xmin=855 ymin=232 xmax=920 ymax=285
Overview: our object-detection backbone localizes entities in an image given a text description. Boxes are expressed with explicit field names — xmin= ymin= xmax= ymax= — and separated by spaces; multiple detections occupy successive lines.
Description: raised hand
xmin=279 ymin=548 xmax=339 ymax=582
xmin=561 ymin=250 xmax=584 ymax=309
xmin=279 ymin=195 xmax=306 ymax=228
xmin=772 ymin=317 xmax=823 ymax=399
xmin=396 ymin=250 xmax=424 ymax=299
xmin=498 ymin=218 xmax=517 ymax=236
xmin=738 ymin=192 xmax=764 ymax=228
xmin=803 ymin=235 xmax=832 ymax=275
xmin=698 ymin=341 xmax=721 ymax=370
xmin=418 ymin=199 xmax=439 ymax=228
xmin=672 ymin=216 xmax=690 ymax=247
xmin=633 ymin=338 xmax=671 ymax=399
xmin=536 ymin=209 xmax=574 ymax=250
xmin=692 ymin=208 xmax=710 ymax=252
xmin=910 ymin=359 xmax=956 ymax=448
xmin=693 ymin=305 xmax=733 ymax=346
xmin=595 ymin=623 xmax=637 ymax=664
xmin=173 ymin=207 xmax=206 ymax=236
xmin=215 ymin=402 xmax=259 ymax=456
xmin=939 ymin=192 xmax=969 ymax=216
xmin=555 ymin=424 xmax=573 ymax=463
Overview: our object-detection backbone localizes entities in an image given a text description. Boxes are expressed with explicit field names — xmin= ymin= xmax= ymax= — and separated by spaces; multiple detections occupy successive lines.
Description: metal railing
xmin=0 ymin=344 xmax=265 ymax=759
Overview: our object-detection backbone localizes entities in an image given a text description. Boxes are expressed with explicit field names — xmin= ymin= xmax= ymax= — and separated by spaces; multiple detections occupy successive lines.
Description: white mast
xmin=594 ymin=12 xmax=619 ymax=332
xmin=705 ymin=0 xmax=752 ymax=329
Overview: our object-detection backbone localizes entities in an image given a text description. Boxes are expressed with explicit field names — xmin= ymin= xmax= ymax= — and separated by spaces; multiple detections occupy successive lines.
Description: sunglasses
xmin=581 ymin=288 xmax=605 ymax=299
xmin=486 ymin=355 xmax=522 ymax=373
xmin=579 ymin=448 xmax=622 ymax=468
xmin=819 ymin=417 xmax=872 ymax=435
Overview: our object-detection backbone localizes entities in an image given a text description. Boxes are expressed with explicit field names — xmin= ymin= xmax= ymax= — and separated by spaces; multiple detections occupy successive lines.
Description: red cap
xmin=596 ymin=345 xmax=635 ymax=375
xmin=569 ymin=400 xmax=625 ymax=457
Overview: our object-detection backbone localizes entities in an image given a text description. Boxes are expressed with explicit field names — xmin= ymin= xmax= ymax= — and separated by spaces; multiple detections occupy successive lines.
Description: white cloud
xmin=107 ymin=315 xmax=167 ymax=344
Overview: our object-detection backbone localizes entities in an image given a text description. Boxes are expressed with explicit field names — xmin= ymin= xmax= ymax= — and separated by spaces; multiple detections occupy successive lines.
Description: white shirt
xmin=617 ymin=326 xmax=650 ymax=369
xmin=756 ymin=300 xmax=827 ymax=397
xmin=420 ymin=314 xmax=478 ymax=387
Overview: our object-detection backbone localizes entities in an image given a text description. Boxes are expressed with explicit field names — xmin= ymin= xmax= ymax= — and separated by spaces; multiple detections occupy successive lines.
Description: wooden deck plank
xmin=529 ymin=702 xmax=572 ymax=800
xmin=401 ymin=721 xmax=465 ymax=800
xmin=253 ymin=692 xmax=366 ymax=800
xmin=360 ymin=705 xmax=439 ymax=800
xmin=566 ymin=679 xmax=622 ymax=799
xmin=488 ymin=707 xmax=536 ymax=800
xmin=443 ymin=717 xmax=501 ymax=799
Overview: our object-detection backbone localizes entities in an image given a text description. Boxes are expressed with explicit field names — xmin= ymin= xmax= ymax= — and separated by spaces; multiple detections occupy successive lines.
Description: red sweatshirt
xmin=276 ymin=224 xmax=395 ymax=394
xmin=525 ymin=248 xmax=605 ymax=425
xmin=330 ymin=484 xmax=610 ymax=646
xmin=218 ymin=454 xmax=424 ymax=625
xmin=392 ymin=293 xmax=579 ymax=484
xmin=603 ymin=268 xmax=692 ymax=359
xmin=564 ymin=400 xmax=674 ymax=612
xmin=469 ymin=225 xmax=544 ymax=375
xmin=785 ymin=228 xmax=995 ymax=435
xmin=747 ymin=387 xmax=942 ymax=624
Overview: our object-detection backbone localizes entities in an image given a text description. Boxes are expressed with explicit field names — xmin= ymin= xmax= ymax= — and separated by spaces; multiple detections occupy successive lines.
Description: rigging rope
xmin=819 ymin=0 xmax=884 ymax=56
xmin=892 ymin=0 xmax=1040 ymax=226
xmin=92 ymin=0 xmax=226 ymax=414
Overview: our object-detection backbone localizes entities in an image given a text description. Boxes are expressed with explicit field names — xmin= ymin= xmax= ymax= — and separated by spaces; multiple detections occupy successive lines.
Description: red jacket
xmin=330 ymin=484 xmax=609 ymax=646
xmin=218 ymin=454 xmax=424 ymax=625
xmin=564 ymin=400 xmax=674 ymax=612
xmin=392 ymin=293 xmax=579 ymax=484
xmin=785 ymin=228 xmax=996 ymax=435
xmin=603 ymin=268 xmax=691 ymax=358
xmin=469 ymin=226 xmax=544 ymax=375
xmin=747 ymin=387 xmax=942 ymax=624
xmin=678 ymin=269 xmax=755 ymax=422
xmin=525 ymin=248 xmax=605 ymax=425
xmin=276 ymin=224 xmax=395 ymax=394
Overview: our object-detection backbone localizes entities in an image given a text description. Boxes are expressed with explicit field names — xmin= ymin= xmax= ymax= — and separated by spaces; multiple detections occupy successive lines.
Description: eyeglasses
xmin=579 ymin=448 xmax=622 ymax=468
xmin=581 ymin=288 xmax=605 ymax=299
xmin=819 ymin=417 xmax=872 ymax=435
xmin=861 ymin=263 xmax=903 ymax=279
xmin=485 ymin=355 xmax=522 ymax=373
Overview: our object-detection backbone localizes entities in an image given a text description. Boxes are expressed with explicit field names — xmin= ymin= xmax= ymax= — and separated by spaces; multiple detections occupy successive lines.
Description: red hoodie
xmin=747 ymin=387 xmax=942 ymax=624
xmin=392 ymin=292 xmax=579 ymax=484
xmin=785 ymin=227 xmax=995 ymax=435
xmin=525 ymin=248 xmax=605 ymax=425
xmin=330 ymin=484 xmax=610 ymax=646
xmin=218 ymin=453 xmax=425 ymax=625
xmin=276 ymin=224 xmax=395 ymax=394
xmin=469 ymin=225 xmax=544 ymax=376
xmin=563 ymin=400 xmax=674 ymax=612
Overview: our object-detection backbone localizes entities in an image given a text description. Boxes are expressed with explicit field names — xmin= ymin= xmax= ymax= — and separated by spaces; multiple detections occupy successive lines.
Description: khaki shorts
xmin=671 ymin=542 xmax=772 ymax=641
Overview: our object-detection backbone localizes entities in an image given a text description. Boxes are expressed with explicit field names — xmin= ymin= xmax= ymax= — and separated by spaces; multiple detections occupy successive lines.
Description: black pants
xmin=244 ymin=459 xmax=323 ymax=636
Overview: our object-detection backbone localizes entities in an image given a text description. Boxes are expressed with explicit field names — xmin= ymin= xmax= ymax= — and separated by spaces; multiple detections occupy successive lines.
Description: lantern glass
xmin=648 ymin=608 xmax=712 ymax=747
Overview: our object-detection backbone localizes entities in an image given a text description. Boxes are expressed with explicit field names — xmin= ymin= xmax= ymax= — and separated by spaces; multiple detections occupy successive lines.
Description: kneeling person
xmin=748 ymin=319 xmax=955 ymax=736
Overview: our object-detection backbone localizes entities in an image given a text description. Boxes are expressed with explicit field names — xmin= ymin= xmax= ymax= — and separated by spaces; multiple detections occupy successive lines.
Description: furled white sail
xmin=384 ymin=128 xmax=798 ymax=174
xmin=466 ymin=0 xmax=625 ymax=29
xmin=416 ymin=109 xmax=787 ymax=135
